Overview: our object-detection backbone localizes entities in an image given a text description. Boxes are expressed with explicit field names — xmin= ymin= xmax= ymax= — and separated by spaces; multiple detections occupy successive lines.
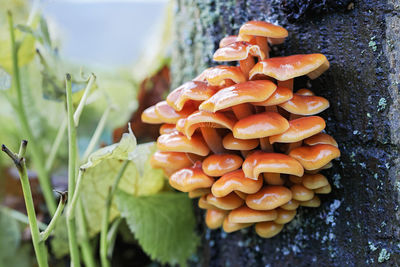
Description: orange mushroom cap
xmin=302 ymin=173 xmax=329 ymax=189
xmin=159 ymin=124 xmax=177 ymax=135
xmin=222 ymin=132 xmax=259 ymax=151
xmin=199 ymin=80 xmax=277 ymax=113
xmin=280 ymin=199 xmax=300 ymax=210
xmin=198 ymin=195 xmax=216 ymax=209
xmin=205 ymin=209 xmax=228 ymax=229
xmin=314 ymin=184 xmax=332 ymax=194
xmin=289 ymin=144 xmax=340 ymax=170
xmin=296 ymin=88 xmax=315 ymax=96
xmin=141 ymin=105 xmax=163 ymax=124
xmin=279 ymin=94 xmax=329 ymax=115
xmin=251 ymin=86 xmax=293 ymax=106
xmin=188 ymin=188 xmax=211 ymax=198
xmin=154 ymin=101 xmax=196 ymax=124
xmin=169 ymin=161 xmax=214 ymax=192
xmin=304 ymin=133 xmax=338 ymax=147
xmin=242 ymin=151 xmax=304 ymax=179
xmin=157 ymin=131 xmax=210 ymax=156
xmin=274 ymin=208 xmax=297 ymax=224
xmin=166 ymin=81 xmax=217 ymax=111
xmin=219 ymin=35 xmax=239 ymax=47
xmin=182 ymin=110 xmax=236 ymax=138
xmin=299 ymin=195 xmax=321 ymax=207
xmin=246 ymin=186 xmax=292 ymax=210
xmin=290 ymin=184 xmax=314 ymax=201
xmin=206 ymin=192 xmax=244 ymax=210
xmin=150 ymin=151 xmax=192 ymax=174
xmin=222 ymin=217 xmax=252 ymax=233
xmin=213 ymin=41 xmax=265 ymax=62
xmin=228 ymin=206 xmax=277 ymax=223
xmin=233 ymin=112 xmax=289 ymax=139
xmin=202 ymin=154 xmax=243 ymax=177
xmin=238 ymin=21 xmax=288 ymax=44
xmin=211 ymin=169 xmax=263 ymax=197
xmin=249 ymin=54 xmax=330 ymax=81
xmin=269 ymin=116 xmax=326 ymax=144
xmin=255 ymin=221 xmax=284 ymax=238
xmin=194 ymin=66 xmax=246 ymax=86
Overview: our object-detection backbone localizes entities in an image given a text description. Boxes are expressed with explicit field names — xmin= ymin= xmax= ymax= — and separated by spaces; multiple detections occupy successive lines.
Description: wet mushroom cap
xmin=219 ymin=35 xmax=239 ymax=47
xmin=195 ymin=66 xmax=247 ymax=86
xmin=222 ymin=132 xmax=259 ymax=151
xmin=228 ymin=206 xmax=277 ymax=223
xmin=199 ymin=80 xmax=277 ymax=113
xmin=296 ymin=88 xmax=315 ymax=96
xmin=159 ymin=124 xmax=177 ymax=135
xmin=242 ymin=151 xmax=304 ymax=179
xmin=157 ymin=131 xmax=210 ymax=156
xmin=255 ymin=221 xmax=284 ymax=238
xmin=141 ymin=105 xmax=163 ymax=124
xmin=290 ymin=184 xmax=314 ymax=201
xmin=205 ymin=209 xmax=228 ymax=229
xmin=182 ymin=110 xmax=237 ymax=138
xmin=202 ymin=154 xmax=243 ymax=177
xmin=314 ymin=184 xmax=332 ymax=194
xmin=150 ymin=151 xmax=192 ymax=173
xmin=206 ymin=192 xmax=244 ymax=210
xmin=269 ymin=116 xmax=326 ymax=144
xmin=279 ymin=94 xmax=330 ymax=115
xmin=154 ymin=101 xmax=196 ymax=124
xmin=302 ymin=173 xmax=329 ymax=189
xmin=246 ymin=186 xmax=292 ymax=210
xmin=274 ymin=208 xmax=297 ymax=224
xmin=238 ymin=21 xmax=288 ymax=43
xmin=211 ymin=169 xmax=263 ymax=197
xmin=222 ymin=217 xmax=252 ymax=233
xmin=299 ymin=195 xmax=321 ymax=207
xmin=304 ymin=133 xmax=338 ymax=147
xmin=198 ymin=195 xmax=216 ymax=209
xmin=280 ymin=199 xmax=300 ymax=210
xmin=233 ymin=112 xmax=290 ymax=139
xmin=166 ymin=81 xmax=217 ymax=111
xmin=213 ymin=41 xmax=265 ymax=61
xmin=169 ymin=162 xmax=214 ymax=192
xmin=249 ymin=54 xmax=330 ymax=81
xmin=251 ymin=86 xmax=293 ymax=106
xmin=289 ymin=144 xmax=341 ymax=170
xmin=188 ymin=188 xmax=211 ymax=198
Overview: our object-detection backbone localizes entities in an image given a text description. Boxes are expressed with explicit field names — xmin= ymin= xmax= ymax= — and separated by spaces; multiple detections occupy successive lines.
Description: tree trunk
xmin=171 ymin=0 xmax=400 ymax=266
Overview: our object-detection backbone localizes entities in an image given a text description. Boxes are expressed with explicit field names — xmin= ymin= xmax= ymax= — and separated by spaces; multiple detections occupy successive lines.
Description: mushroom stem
xmin=200 ymin=127 xmax=227 ymax=154
xmin=232 ymin=103 xmax=253 ymax=120
xmin=255 ymin=36 xmax=270 ymax=58
xmin=263 ymin=173 xmax=285 ymax=185
xmin=278 ymin=79 xmax=293 ymax=90
xmin=286 ymin=141 xmax=302 ymax=154
xmin=239 ymin=56 xmax=255 ymax=79
xmin=265 ymin=106 xmax=278 ymax=112
xmin=260 ymin=137 xmax=274 ymax=152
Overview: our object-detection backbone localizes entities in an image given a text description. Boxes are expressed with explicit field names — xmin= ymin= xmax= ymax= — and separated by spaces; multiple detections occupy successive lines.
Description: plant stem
xmin=100 ymin=160 xmax=129 ymax=267
xmin=45 ymin=117 xmax=67 ymax=172
xmin=40 ymin=191 xmax=67 ymax=242
xmin=2 ymin=142 xmax=48 ymax=267
xmin=73 ymin=74 xmax=96 ymax=126
xmin=107 ymin=217 xmax=122 ymax=257
xmin=65 ymin=74 xmax=81 ymax=267
xmin=0 ymin=206 xmax=48 ymax=231
xmin=7 ymin=11 xmax=56 ymax=215
xmin=66 ymin=169 xmax=84 ymax=220
xmin=77 ymin=201 xmax=96 ymax=267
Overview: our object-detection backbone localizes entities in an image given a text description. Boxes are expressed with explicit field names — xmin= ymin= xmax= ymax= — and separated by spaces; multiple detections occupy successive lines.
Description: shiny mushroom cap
xmin=289 ymin=144 xmax=340 ymax=170
xmin=202 ymin=154 xmax=243 ymax=177
xmin=205 ymin=209 xmax=228 ymax=229
xmin=206 ymin=192 xmax=244 ymax=210
xmin=290 ymin=184 xmax=314 ymax=201
xmin=222 ymin=132 xmax=259 ymax=151
xmin=182 ymin=110 xmax=236 ymax=138
xmin=150 ymin=151 xmax=192 ymax=174
xmin=219 ymin=35 xmax=239 ymax=47
xmin=302 ymin=173 xmax=329 ymax=189
xmin=279 ymin=94 xmax=330 ymax=115
xmin=159 ymin=124 xmax=177 ymax=135
xmin=251 ymin=86 xmax=293 ymax=106
xmin=314 ymin=184 xmax=332 ymax=194
xmin=211 ymin=169 xmax=263 ymax=197
xmin=199 ymin=80 xmax=277 ymax=113
xmin=198 ymin=195 xmax=216 ymax=209
xmin=154 ymin=101 xmax=196 ymax=124
xmin=141 ymin=105 xmax=163 ymax=124
xmin=299 ymin=195 xmax=321 ymax=207
xmin=238 ymin=21 xmax=288 ymax=44
xmin=188 ymin=188 xmax=211 ymax=198
xmin=222 ymin=217 xmax=252 ymax=233
xmin=233 ymin=112 xmax=289 ymax=139
xmin=194 ymin=66 xmax=246 ymax=86
xmin=269 ymin=116 xmax=326 ymax=144
xmin=243 ymin=151 xmax=304 ymax=179
xmin=157 ymin=131 xmax=210 ymax=156
xmin=213 ymin=41 xmax=265 ymax=62
xmin=296 ymin=88 xmax=315 ymax=96
xmin=274 ymin=208 xmax=297 ymax=224
xmin=280 ymin=199 xmax=300 ymax=210
xmin=228 ymin=206 xmax=277 ymax=223
xmin=249 ymin=54 xmax=330 ymax=81
xmin=255 ymin=221 xmax=284 ymax=238
xmin=304 ymin=133 xmax=338 ymax=147
xmin=169 ymin=161 xmax=214 ymax=192
xmin=246 ymin=186 xmax=292 ymax=210
xmin=166 ymin=81 xmax=217 ymax=111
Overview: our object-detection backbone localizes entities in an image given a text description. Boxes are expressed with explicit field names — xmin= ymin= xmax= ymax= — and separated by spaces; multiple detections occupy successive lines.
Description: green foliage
xmin=50 ymin=214 xmax=70 ymax=259
xmin=0 ymin=208 xmax=21 ymax=262
xmin=116 ymin=191 xmax=199 ymax=266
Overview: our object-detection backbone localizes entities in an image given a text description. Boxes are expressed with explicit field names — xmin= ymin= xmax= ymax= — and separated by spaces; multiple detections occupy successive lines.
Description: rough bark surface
xmin=171 ymin=0 xmax=400 ymax=266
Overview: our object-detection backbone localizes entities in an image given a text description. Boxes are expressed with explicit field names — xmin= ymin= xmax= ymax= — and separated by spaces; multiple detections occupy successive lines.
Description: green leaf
xmin=0 ymin=33 xmax=36 ymax=73
xmin=0 ymin=208 xmax=21 ymax=262
xmin=0 ymin=67 xmax=11 ymax=90
xmin=50 ymin=214 xmax=70 ymax=259
xmin=79 ymin=132 xmax=164 ymax=235
xmin=116 ymin=191 xmax=199 ymax=266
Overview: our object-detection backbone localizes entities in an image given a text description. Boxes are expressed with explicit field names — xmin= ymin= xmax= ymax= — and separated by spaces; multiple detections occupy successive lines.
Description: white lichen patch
xmin=378 ymin=248 xmax=390 ymax=263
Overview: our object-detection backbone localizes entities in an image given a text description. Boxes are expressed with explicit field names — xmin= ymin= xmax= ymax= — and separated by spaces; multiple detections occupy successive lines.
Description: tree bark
xmin=171 ymin=0 xmax=400 ymax=266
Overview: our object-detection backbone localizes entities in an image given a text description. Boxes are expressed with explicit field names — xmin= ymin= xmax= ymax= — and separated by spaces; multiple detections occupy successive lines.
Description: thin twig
xmin=40 ymin=191 xmax=67 ymax=242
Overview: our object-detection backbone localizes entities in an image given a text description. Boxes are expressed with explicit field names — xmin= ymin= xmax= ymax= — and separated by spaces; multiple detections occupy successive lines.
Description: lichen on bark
xmin=171 ymin=0 xmax=400 ymax=266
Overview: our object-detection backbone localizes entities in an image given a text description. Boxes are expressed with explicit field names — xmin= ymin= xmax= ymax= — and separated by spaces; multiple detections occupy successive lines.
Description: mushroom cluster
xmin=142 ymin=21 xmax=340 ymax=238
